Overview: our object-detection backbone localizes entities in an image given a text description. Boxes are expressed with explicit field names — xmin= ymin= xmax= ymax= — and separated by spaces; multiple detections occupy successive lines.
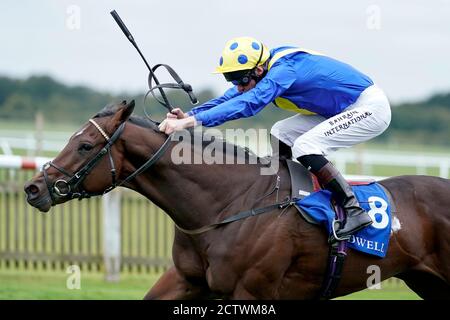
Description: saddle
xmin=286 ymin=159 xmax=374 ymax=223
xmin=286 ymin=159 xmax=375 ymax=199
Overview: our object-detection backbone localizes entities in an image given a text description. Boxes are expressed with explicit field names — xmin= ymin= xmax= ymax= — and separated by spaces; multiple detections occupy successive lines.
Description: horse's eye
xmin=78 ymin=143 xmax=93 ymax=153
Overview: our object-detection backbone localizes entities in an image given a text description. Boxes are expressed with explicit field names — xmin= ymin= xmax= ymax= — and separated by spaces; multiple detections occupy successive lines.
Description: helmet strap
xmin=251 ymin=43 xmax=267 ymax=83
xmin=254 ymin=42 xmax=264 ymax=68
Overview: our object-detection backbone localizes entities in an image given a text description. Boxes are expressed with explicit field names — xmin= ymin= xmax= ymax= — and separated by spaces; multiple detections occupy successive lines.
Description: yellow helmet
xmin=214 ymin=36 xmax=270 ymax=74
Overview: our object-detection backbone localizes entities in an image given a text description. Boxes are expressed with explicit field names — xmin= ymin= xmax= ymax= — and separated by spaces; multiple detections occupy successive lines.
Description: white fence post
xmin=103 ymin=189 xmax=121 ymax=282
xmin=0 ymin=140 xmax=13 ymax=155
xmin=439 ymin=161 xmax=449 ymax=178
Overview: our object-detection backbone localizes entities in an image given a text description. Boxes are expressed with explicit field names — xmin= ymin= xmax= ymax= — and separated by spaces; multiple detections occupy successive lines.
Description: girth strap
xmin=174 ymin=198 xmax=294 ymax=235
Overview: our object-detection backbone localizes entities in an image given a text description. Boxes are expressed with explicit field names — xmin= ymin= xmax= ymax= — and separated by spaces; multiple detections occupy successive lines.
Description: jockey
xmin=159 ymin=36 xmax=391 ymax=243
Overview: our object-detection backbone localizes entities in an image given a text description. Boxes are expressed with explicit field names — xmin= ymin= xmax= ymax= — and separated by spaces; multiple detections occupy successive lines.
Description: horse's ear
xmin=112 ymin=100 xmax=135 ymax=125
xmin=123 ymin=100 xmax=135 ymax=120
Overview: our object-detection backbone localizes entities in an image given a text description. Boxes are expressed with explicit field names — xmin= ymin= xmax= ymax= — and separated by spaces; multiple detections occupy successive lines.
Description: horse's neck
xmin=152 ymin=162 xmax=266 ymax=228
xmin=122 ymin=127 xmax=273 ymax=231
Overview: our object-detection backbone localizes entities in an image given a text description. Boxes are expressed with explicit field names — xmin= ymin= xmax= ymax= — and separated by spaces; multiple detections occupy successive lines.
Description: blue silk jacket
xmin=189 ymin=46 xmax=373 ymax=126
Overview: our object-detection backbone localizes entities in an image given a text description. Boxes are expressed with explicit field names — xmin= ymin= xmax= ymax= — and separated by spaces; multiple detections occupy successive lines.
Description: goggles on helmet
xmin=224 ymin=69 xmax=253 ymax=86
xmin=223 ymin=45 xmax=264 ymax=86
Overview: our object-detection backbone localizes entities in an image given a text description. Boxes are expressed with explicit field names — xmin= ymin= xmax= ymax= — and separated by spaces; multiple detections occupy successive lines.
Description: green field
xmin=0 ymin=269 xmax=420 ymax=300
xmin=0 ymin=269 xmax=158 ymax=300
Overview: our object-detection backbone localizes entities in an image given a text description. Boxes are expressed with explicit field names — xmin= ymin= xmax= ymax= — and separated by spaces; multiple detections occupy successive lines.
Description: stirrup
xmin=329 ymin=219 xmax=351 ymax=244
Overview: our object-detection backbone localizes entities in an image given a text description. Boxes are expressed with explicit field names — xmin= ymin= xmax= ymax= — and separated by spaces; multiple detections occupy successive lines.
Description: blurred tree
xmin=0 ymin=93 xmax=35 ymax=120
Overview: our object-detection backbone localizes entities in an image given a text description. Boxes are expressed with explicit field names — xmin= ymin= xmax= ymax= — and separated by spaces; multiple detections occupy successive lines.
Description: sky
xmin=0 ymin=0 xmax=449 ymax=104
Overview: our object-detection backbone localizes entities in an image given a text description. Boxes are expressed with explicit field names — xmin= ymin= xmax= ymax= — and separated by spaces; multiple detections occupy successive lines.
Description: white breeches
xmin=270 ymin=85 xmax=391 ymax=158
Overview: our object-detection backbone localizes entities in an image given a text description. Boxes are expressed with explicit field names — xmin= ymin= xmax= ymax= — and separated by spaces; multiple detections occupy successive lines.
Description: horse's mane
xmin=94 ymin=104 xmax=266 ymax=164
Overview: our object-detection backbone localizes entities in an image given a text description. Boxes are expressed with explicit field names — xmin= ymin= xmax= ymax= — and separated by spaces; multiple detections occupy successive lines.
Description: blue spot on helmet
xmin=219 ymin=56 xmax=223 ymax=66
xmin=252 ymin=42 xmax=260 ymax=50
xmin=238 ymin=54 xmax=248 ymax=64
xmin=230 ymin=42 xmax=238 ymax=50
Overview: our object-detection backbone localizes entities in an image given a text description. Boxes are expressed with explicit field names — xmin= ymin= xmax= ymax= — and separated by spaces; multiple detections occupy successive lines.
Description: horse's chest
xmin=204 ymin=247 xmax=274 ymax=296
xmin=204 ymin=259 xmax=237 ymax=294
xmin=203 ymin=245 xmax=244 ymax=294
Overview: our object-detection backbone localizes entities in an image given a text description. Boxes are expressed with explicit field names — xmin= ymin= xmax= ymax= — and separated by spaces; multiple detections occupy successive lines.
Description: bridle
xmin=42 ymin=117 xmax=295 ymax=235
xmin=42 ymin=118 xmax=172 ymax=203
xmin=42 ymin=116 xmax=296 ymax=239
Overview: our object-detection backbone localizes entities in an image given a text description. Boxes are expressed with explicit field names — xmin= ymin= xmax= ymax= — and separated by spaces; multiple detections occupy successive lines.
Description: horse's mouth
xmin=26 ymin=193 xmax=53 ymax=213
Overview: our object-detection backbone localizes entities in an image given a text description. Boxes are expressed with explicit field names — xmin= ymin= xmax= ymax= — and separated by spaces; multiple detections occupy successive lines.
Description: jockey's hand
xmin=166 ymin=108 xmax=187 ymax=119
xmin=158 ymin=116 xmax=197 ymax=135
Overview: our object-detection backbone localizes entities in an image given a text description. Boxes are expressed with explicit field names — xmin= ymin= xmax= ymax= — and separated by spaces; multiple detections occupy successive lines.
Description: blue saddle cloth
xmin=296 ymin=182 xmax=391 ymax=258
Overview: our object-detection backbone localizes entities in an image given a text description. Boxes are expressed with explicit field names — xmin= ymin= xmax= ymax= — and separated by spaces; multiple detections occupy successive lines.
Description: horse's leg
xmin=143 ymin=266 xmax=212 ymax=300
xmin=397 ymin=270 xmax=450 ymax=300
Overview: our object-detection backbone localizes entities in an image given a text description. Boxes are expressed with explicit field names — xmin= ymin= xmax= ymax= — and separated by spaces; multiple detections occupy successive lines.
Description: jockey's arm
xmin=165 ymin=87 xmax=240 ymax=120
xmin=186 ymin=87 xmax=240 ymax=117
xmin=159 ymin=63 xmax=296 ymax=134
xmin=193 ymin=65 xmax=296 ymax=127
xmin=159 ymin=86 xmax=275 ymax=134
xmin=166 ymin=87 xmax=239 ymax=119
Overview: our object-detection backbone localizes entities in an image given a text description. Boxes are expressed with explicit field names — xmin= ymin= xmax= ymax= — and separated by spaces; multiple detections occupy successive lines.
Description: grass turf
xmin=0 ymin=270 xmax=420 ymax=300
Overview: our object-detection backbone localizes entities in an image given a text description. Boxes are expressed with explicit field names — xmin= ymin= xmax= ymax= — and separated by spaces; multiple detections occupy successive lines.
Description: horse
xmin=24 ymin=100 xmax=450 ymax=300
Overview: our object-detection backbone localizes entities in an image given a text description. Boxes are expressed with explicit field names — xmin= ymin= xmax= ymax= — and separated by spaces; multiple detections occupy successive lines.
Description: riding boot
xmin=270 ymin=135 xmax=292 ymax=161
xmin=315 ymin=162 xmax=373 ymax=243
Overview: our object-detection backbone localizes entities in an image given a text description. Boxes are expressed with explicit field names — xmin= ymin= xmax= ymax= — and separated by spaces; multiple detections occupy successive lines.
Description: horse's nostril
xmin=25 ymin=184 xmax=40 ymax=196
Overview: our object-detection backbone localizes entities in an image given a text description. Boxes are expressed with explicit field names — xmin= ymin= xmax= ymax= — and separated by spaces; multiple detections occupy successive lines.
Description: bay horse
xmin=24 ymin=101 xmax=450 ymax=299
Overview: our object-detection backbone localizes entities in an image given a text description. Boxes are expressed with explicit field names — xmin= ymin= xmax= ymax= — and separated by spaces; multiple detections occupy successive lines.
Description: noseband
xmin=43 ymin=119 xmax=172 ymax=203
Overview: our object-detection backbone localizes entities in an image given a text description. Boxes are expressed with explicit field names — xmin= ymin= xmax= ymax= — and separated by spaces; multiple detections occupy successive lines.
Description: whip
xmin=110 ymin=10 xmax=198 ymax=113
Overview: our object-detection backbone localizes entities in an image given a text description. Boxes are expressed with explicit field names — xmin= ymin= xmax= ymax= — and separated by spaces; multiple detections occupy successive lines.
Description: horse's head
xmin=24 ymin=100 xmax=135 ymax=212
